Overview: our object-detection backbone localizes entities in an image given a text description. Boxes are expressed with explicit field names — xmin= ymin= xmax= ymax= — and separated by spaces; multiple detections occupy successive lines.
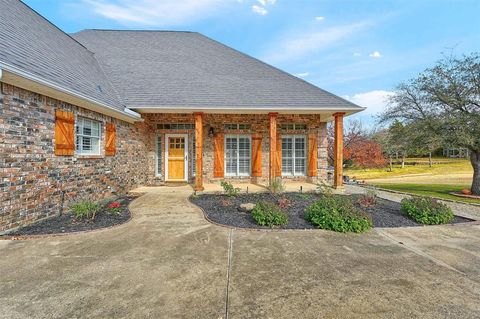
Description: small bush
xmin=296 ymin=193 xmax=311 ymax=200
xmin=401 ymin=196 xmax=454 ymax=225
xmin=269 ymin=177 xmax=285 ymax=194
xmin=251 ymin=202 xmax=288 ymax=228
xmin=277 ymin=196 xmax=292 ymax=209
xmin=71 ymin=200 xmax=100 ymax=220
xmin=305 ymin=196 xmax=372 ymax=233
xmin=316 ymin=181 xmax=333 ymax=197
xmin=107 ymin=201 xmax=122 ymax=214
xmin=357 ymin=187 xmax=377 ymax=208
xmin=220 ymin=199 xmax=232 ymax=206
xmin=221 ymin=181 xmax=240 ymax=197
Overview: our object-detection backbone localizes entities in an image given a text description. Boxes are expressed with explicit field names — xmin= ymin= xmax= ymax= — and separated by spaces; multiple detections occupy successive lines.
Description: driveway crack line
xmin=376 ymin=229 xmax=467 ymax=276
xmin=225 ymin=229 xmax=233 ymax=319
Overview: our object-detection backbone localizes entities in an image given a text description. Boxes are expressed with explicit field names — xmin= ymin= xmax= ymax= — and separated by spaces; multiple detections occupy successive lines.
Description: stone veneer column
xmin=194 ymin=112 xmax=204 ymax=191
xmin=333 ymin=112 xmax=345 ymax=188
xmin=268 ymin=112 xmax=278 ymax=183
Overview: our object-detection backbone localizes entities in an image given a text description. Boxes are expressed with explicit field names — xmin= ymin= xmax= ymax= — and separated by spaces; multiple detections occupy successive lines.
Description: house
xmin=0 ymin=0 xmax=364 ymax=232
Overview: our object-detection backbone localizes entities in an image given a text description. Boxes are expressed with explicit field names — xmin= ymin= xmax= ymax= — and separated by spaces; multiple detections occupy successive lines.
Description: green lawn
xmin=344 ymin=157 xmax=472 ymax=181
xmin=370 ymin=183 xmax=480 ymax=204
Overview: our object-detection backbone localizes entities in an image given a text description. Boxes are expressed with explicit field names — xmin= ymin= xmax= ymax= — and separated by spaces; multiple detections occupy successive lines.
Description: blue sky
xmin=24 ymin=0 xmax=480 ymax=124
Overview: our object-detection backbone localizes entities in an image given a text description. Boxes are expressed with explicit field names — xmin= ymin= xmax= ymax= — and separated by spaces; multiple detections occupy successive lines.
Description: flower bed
xmin=190 ymin=192 xmax=472 ymax=230
xmin=1 ymin=194 xmax=139 ymax=237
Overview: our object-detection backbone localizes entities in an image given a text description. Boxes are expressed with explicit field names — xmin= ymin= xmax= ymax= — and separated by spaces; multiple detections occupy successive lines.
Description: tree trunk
xmin=389 ymin=156 xmax=393 ymax=172
xmin=471 ymin=150 xmax=480 ymax=195
xmin=429 ymin=152 xmax=432 ymax=168
xmin=401 ymin=153 xmax=405 ymax=168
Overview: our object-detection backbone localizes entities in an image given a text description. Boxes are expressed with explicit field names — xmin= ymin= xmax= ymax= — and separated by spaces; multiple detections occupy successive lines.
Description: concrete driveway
xmin=1 ymin=186 xmax=479 ymax=319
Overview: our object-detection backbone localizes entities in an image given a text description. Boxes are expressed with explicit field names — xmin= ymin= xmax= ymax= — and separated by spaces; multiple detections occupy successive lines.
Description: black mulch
xmin=190 ymin=192 xmax=474 ymax=230
xmin=2 ymin=195 xmax=138 ymax=237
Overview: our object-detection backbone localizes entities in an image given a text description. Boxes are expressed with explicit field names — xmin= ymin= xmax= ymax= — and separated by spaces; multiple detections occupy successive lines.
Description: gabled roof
xmin=0 ymin=0 xmax=364 ymax=117
xmin=0 ymin=0 xmax=134 ymax=118
xmin=72 ymin=30 xmax=363 ymax=113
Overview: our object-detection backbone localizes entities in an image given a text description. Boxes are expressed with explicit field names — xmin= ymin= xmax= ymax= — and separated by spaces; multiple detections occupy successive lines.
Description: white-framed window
xmin=281 ymin=135 xmax=306 ymax=176
xmin=191 ymin=133 xmax=196 ymax=177
xmin=224 ymin=123 xmax=251 ymax=130
xmin=225 ymin=135 xmax=251 ymax=177
xmin=76 ymin=117 xmax=101 ymax=155
xmin=155 ymin=135 xmax=162 ymax=176
xmin=280 ymin=123 xmax=307 ymax=131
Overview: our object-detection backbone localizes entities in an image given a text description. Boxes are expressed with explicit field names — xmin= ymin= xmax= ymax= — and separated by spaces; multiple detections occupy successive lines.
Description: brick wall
xmin=0 ymin=83 xmax=149 ymax=232
xmin=0 ymin=83 xmax=329 ymax=232
xmin=143 ymin=113 xmax=328 ymax=185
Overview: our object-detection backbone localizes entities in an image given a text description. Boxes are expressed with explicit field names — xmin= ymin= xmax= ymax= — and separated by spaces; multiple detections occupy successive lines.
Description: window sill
xmin=76 ymin=155 xmax=103 ymax=160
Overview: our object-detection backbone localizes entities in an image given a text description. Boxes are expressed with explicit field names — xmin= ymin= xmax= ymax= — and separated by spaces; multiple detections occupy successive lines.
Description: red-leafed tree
xmin=344 ymin=138 xmax=387 ymax=168
xmin=328 ymin=119 xmax=387 ymax=168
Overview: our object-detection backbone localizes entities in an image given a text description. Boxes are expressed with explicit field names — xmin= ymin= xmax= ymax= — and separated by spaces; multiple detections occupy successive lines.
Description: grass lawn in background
xmin=344 ymin=157 xmax=478 ymax=204
xmin=344 ymin=157 xmax=472 ymax=181
xmin=369 ymin=183 xmax=480 ymax=204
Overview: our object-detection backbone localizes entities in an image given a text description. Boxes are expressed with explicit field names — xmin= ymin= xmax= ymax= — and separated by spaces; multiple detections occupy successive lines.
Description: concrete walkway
xmin=1 ymin=186 xmax=480 ymax=318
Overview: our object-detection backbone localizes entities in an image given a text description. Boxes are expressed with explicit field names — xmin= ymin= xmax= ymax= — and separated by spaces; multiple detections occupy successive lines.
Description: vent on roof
xmin=96 ymin=85 xmax=103 ymax=93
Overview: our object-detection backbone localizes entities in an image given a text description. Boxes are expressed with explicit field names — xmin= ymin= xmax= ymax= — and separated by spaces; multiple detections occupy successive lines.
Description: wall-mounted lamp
xmin=208 ymin=127 xmax=215 ymax=137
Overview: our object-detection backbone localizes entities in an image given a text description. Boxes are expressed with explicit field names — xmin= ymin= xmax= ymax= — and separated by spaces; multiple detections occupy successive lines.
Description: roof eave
xmin=0 ymin=63 xmax=142 ymax=123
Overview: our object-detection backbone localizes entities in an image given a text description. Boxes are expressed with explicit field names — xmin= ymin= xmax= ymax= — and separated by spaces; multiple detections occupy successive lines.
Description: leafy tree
xmin=380 ymin=53 xmax=480 ymax=194
xmin=328 ymin=119 xmax=386 ymax=168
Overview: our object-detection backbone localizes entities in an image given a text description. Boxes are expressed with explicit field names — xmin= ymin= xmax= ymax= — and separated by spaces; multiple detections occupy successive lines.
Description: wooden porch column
xmin=269 ymin=112 xmax=278 ymax=182
xmin=333 ymin=112 xmax=345 ymax=188
xmin=194 ymin=112 xmax=204 ymax=191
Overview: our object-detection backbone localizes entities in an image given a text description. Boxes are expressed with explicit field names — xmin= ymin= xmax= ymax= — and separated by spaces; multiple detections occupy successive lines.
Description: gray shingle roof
xmin=0 ymin=0 xmax=123 ymax=111
xmin=72 ymin=30 xmax=363 ymax=112
xmin=0 ymin=0 xmax=363 ymax=114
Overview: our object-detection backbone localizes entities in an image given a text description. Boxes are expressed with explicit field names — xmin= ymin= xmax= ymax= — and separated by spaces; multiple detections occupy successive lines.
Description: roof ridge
xmin=195 ymin=33 xmax=364 ymax=110
xmin=18 ymin=0 xmax=94 ymax=54
xmin=77 ymin=29 xmax=197 ymax=33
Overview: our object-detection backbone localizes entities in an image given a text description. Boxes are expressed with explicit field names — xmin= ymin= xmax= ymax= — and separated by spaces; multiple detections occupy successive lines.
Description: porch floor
xmin=198 ymin=181 xmax=319 ymax=194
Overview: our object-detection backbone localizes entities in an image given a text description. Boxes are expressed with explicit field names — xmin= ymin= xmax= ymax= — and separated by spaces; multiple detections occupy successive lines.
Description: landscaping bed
xmin=190 ymin=192 xmax=473 ymax=230
xmin=1 ymin=195 xmax=138 ymax=237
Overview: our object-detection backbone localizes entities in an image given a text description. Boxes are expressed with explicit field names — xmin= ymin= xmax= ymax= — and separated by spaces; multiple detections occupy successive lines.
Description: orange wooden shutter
xmin=105 ymin=123 xmax=116 ymax=156
xmin=54 ymin=110 xmax=75 ymax=156
xmin=251 ymin=134 xmax=262 ymax=177
xmin=308 ymin=133 xmax=318 ymax=177
xmin=274 ymin=135 xmax=282 ymax=177
xmin=213 ymin=133 xmax=224 ymax=178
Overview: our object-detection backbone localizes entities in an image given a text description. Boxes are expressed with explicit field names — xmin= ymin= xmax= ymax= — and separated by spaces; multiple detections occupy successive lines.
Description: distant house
xmin=443 ymin=148 xmax=470 ymax=158
xmin=0 ymin=0 xmax=363 ymax=231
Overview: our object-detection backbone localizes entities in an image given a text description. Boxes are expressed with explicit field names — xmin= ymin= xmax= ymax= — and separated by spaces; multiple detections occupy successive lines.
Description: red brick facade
xmin=0 ymin=83 xmax=328 ymax=232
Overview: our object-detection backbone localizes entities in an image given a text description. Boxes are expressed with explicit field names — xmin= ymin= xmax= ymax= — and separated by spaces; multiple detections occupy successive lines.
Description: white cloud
xmin=82 ymin=0 xmax=233 ymax=26
xmin=369 ymin=51 xmax=382 ymax=58
xmin=264 ymin=21 xmax=370 ymax=63
xmin=252 ymin=5 xmax=268 ymax=15
xmin=258 ymin=0 xmax=276 ymax=5
xmin=295 ymin=72 xmax=309 ymax=78
xmin=353 ymin=52 xmax=361 ymax=57
xmin=315 ymin=16 xmax=325 ymax=21
xmin=344 ymin=90 xmax=394 ymax=114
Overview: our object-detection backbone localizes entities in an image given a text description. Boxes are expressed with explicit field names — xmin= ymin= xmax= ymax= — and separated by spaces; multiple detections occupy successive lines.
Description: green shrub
xmin=305 ymin=196 xmax=372 ymax=233
xmin=316 ymin=181 xmax=333 ymax=197
xmin=220 ymin=181 xmax=240 ymax=197
xmin=401 ymin=196 xmax=454 ymax=225
xmin=251 ymin=202 xmax=288 ymax=228
xmin=268 ymin=177 xmax=285 ymax=194
xmin=70 ymin=200 xmax=100 ymax=220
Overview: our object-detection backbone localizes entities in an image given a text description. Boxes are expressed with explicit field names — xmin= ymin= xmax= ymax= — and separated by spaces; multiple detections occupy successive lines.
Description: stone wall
xmin=0 ymin=83 xmax=149 ymax=232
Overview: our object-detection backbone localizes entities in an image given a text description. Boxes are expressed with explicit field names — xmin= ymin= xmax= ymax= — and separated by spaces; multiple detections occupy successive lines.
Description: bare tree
xmin=380 ymin=53 xmax=480 ymax=194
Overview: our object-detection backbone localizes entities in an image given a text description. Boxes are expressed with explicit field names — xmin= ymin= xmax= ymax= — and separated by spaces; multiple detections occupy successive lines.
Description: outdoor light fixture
xmin=208 ymin=127 xmax=215 ymax=137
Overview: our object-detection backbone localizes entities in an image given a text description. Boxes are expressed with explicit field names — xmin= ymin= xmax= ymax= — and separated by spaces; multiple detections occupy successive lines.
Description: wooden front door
xmin=167 ymin=136 xmax=187 ymax=180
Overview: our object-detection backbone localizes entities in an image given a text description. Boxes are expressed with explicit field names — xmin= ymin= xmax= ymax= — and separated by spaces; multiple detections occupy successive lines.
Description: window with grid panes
xmin=76 ymin=117 xmax=101 ymax=155
xmin=225 ymin=135 xmax=251 ymax=176
xmin=155 ymin=135 xmax=162 ymax=176
xmin=281 ymin=135 xmax=306 ymax=176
